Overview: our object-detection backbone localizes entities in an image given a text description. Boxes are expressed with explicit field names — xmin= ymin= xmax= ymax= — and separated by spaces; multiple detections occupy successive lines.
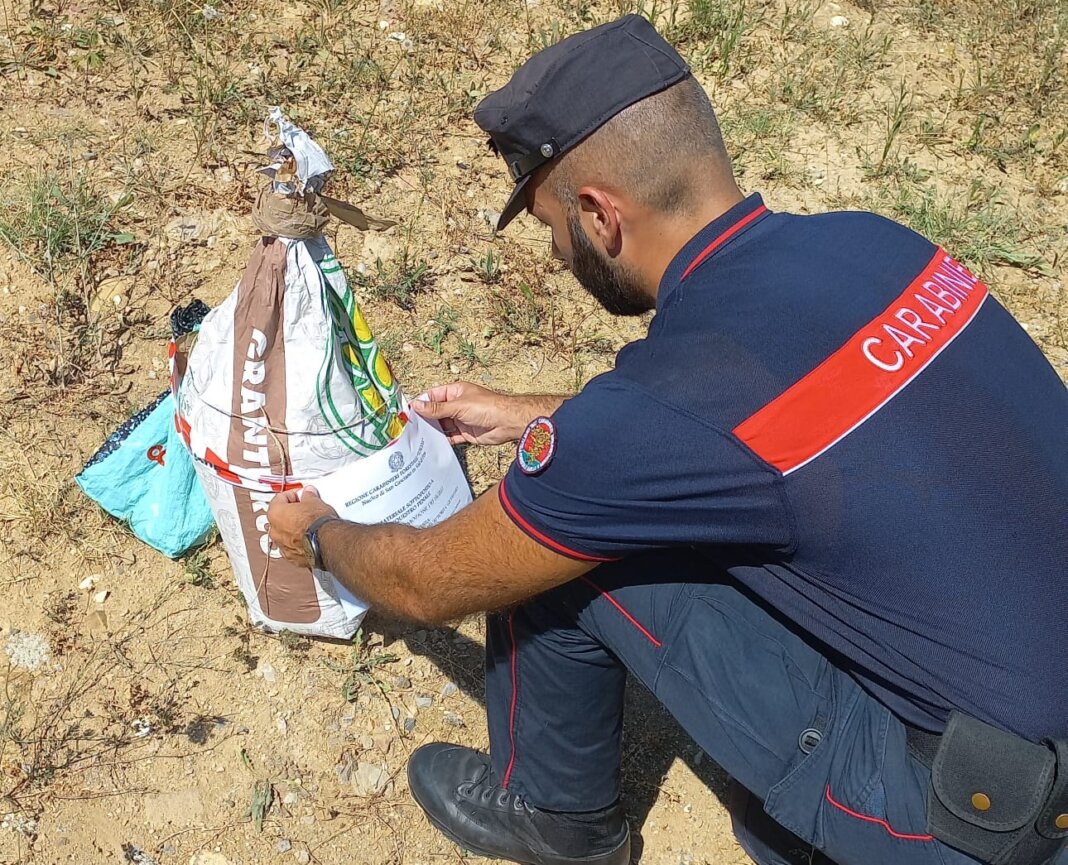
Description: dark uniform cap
xmin=474 ymin=14 xmax=691 ymax=231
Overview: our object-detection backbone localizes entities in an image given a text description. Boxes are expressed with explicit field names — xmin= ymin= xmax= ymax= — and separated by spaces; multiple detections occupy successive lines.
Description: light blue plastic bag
xmin=75 ymin=391 xmax=214 ymax=558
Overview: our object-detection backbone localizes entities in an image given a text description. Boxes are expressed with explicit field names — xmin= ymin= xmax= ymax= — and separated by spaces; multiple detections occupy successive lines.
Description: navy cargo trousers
xmin=484 ymin=549 xmax=1061 ymax=865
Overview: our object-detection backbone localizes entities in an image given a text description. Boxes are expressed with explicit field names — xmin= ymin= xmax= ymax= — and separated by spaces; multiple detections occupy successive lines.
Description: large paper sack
xmin=172 ymin=110 xmax=471 ymax=638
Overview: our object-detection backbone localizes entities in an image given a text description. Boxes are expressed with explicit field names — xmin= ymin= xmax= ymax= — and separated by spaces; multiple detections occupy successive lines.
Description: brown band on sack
xmin=229 ymin=238 xmax=320 ymax=623
xmin=251 ymin=186 xmax=330 ymax=240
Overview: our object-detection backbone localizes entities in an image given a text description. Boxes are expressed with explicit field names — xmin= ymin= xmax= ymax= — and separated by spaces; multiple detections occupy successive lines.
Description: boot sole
xmin=411 ymin=786 xmax=631 ymax=865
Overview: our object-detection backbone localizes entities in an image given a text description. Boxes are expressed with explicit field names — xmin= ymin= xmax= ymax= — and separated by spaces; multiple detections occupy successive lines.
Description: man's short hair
xmin=543 ymin=76 xmax=732 ymax=213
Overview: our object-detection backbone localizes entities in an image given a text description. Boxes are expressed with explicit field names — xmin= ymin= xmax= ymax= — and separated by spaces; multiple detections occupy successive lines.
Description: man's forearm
xmin=311 ymin=483 xmax=590 ymax=625
xmin=317 ymin=519 xmax=429 ymax=621
xmin=519 ymin=393 xmax=569 ymax=417
xmin=502 ymin=393 xmax=568 ymax=439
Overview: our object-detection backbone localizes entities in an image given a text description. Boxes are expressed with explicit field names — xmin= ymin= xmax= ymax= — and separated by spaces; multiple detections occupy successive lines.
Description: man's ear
xmin=577 ymin=186 xmax=623 ymax=257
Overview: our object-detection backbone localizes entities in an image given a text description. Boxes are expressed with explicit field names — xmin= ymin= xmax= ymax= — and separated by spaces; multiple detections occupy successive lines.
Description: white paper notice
xmin=308 ymin=410 xmax=473 ymax=617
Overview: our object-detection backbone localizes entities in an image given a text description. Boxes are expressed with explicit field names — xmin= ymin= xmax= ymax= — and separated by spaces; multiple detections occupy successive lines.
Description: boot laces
xmin=458 ymin=780 xmax=530 ymax=812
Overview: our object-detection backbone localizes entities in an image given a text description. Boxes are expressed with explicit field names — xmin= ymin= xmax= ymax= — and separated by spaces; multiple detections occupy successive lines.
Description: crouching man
xmin=270 ymin=16 xmax=1068 ymax=865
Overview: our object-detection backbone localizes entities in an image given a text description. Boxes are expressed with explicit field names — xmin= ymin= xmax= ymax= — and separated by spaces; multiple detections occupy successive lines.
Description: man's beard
xmin=567 ymin=212 xmax=652 ymax=316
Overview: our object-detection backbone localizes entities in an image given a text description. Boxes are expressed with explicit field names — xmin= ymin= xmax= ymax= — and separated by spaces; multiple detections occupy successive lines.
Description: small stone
xmin=352 ymin=761 xmax=390 ymax=796
xmin=414 ymin=694 xmax=433 ymax=710
xmin=282 ymin=791 xmax=299 ymax=805
xmin=456 ymin=161 xmax=470 ymax=170
xmin=78 ymin=575 xmax=99 ymax=590
xmin=93 ymin=590 xmax=109 ymax=604
xmin=275 ymin=715 xmax=288 ymax=735
xmin=189 ymin=854 xmax=233 ymax=865
xmin=443 ymin=712 xmax=465 ymax=728
xmin=403 ymin=717 xmax=416 ymax=733
xmin=81 ymin=151 xmax=97 ymax=161
xmin=86 ymin=609 xmax=109 ymax=638
xmin=299 ymin=815 xmax=315 ymax=826
xmin=294 ymin=851 xmax=310 ymax=865
xmin=256 ymin=660 xmax=277 ymax=683
xmin=441 ymin=682 xmax=458 ymax=698
xmin=693 ymin=749 xmax=704 ymax=767
xmin=449 ymin=363 xmax=461 ymax=375
xmin=390 ymin=706 xmax=400 ymax=720
xmin=162 ymin=842 xmax=177 ymax=855
xmin=336 ymin=758 xmax=354 ymax=784
xmin=391 ymin=675 xmax=411 ymax=690
xmin=830 ymin=14 xmax=849 ymax=26
xmin=275 ymin=839 xmax=292 ymax=853
xmin=412 ymin=629 xmax=427 ymax=642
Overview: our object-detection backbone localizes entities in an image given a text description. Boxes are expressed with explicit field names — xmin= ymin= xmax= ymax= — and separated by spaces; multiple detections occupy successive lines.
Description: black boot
xmin=408 ymin=743 xmax=631 ymax=865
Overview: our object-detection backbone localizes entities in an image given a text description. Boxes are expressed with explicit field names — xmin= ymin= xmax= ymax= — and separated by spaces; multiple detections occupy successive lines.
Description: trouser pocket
xmin=796 ymin=693 xmax=950 ymax=865
xmin=762 ymin=663 xmax=853 ymax=849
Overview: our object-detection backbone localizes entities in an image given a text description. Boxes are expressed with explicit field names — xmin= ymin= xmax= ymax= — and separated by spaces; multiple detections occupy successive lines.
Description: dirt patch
xmin=0 ymin=0 xmax=1064 ymax=863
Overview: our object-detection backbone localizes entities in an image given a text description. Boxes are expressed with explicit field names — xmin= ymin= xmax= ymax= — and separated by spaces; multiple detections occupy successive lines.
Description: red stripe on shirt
xmin=680 ymin=205 xmax=768 ymax=281
xmin=497 ymin=479 xmax=618 ymax=563
xmin=733 ymin=249 xmax=988 ymax=475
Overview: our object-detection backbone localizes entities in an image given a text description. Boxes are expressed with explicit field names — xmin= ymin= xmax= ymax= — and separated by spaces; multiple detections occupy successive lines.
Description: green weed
xmin=182 ymin=541 xmax=216 ymax=589
xmin=324 ymin=628 xmax=399 ymax=703
xmin=868 ymin=180 xmax=1047 ymax=275
xmin=491 ymin=281 xmax=545 ymax=344
xmin=357 ymin=252 xmax=431 ymax=312
xmin=673 ymin=0 xmax=764 ymax=79
xmin=476 ymin=249 xmax=502 ymax=285
xmin=421 ymin=306 xmax=458 ymax=355
xmin=864 ymin=80 xmax=914 ymax=178
xmin=0 ymin=169 xmax=132 ymax=289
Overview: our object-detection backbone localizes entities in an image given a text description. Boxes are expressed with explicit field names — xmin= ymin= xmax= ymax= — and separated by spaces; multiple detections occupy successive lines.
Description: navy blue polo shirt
xmin=500 ymin=194 xmax=1068 ymax=741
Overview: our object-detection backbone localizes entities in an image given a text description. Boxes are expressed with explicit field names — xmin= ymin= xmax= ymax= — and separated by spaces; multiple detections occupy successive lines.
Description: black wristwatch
xmin=302 ymin=516 xmax=341 ymax=571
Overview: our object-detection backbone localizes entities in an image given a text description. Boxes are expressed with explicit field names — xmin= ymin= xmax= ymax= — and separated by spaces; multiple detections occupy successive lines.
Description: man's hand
xmin=412 ymin=382 xmax=567 ymax=445
xmin=267 ymin=486 xmax=339 ymax=567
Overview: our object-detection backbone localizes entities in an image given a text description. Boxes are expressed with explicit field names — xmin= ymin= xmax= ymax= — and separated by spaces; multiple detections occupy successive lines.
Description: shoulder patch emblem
xmin=517 ymin=417 xmax=556 ymax=475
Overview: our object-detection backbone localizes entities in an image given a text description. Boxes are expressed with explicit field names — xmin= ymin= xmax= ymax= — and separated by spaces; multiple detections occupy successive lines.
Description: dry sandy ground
xmin=0 ymin=0 xmax=1064 ymax=862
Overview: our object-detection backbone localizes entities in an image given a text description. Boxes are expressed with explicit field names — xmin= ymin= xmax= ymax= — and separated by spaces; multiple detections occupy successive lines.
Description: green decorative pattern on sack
xmin=312 ymin=248 xmax=405 ymax=455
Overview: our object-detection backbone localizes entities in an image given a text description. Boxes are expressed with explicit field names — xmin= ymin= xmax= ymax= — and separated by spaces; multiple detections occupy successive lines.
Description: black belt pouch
xmin=928 ymin=712 xmax=1068 ymax=865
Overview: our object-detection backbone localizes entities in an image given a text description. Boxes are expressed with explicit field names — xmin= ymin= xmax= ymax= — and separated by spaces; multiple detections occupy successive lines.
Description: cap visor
xmin=496 ymin=175 xmax=532 ymax=231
